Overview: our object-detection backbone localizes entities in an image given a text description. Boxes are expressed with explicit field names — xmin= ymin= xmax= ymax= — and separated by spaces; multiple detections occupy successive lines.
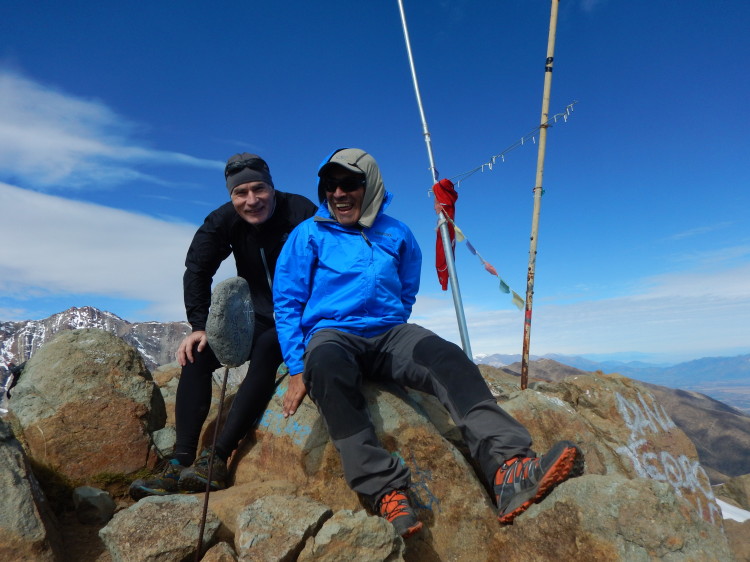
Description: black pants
xmin=174 ymin=315 xmax=281 ymax=466
xmin=303 ymin=324 xmax=533 ymax=504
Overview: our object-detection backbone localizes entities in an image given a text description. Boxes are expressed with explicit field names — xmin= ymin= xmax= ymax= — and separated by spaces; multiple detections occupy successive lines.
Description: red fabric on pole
xmin=432 ymin=178 xmax=457 ymax=291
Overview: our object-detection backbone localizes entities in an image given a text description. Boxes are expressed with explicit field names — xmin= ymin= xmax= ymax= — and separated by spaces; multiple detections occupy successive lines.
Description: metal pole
xmin=521 ymin=0 xmax=559 ymax=389
xmin=397 ymin=0 xmax=473 ymax=357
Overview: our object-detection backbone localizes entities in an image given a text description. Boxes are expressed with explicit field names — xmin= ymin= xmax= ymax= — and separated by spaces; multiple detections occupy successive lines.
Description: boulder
xmin=206 ymin=481 xmax=300 ymax=540
xmin=10 ymin=329 xmax=166 ymax=481
xmin=298 ymin=509 xmax=404 ymax=562
xmin=234 ymin=494 xmax=332 ymax=561
xmin=494 ymin=371 xmax=724 ymax=525
xmin=494 ymin=474 xmax=732 ymax=561
xmin=223 ymin=369 xmax=733 ymax=560
xmin=201 ymin=540 xmax=237 ymax=561
xmin=151 ymin=426 xmax=176 ymax=459
xmin=205 ymin=276 xmax=254 ymax=368
xmin=0 ymin=419 xmax=62 ymax=561
xmin=98 ymin=494 xmax=220 ymax=561
xmin=723 ymin=519 xmax=750 ymax=562
xmin=231 ymin=377 xmax=500 ymax=561
xmin=72 ymin=486 xmax=116 ymax=524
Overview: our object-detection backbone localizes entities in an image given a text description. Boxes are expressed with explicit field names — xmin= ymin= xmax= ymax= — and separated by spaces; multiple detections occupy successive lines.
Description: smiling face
xmin=322 ymin=167 xmax=366 ymax=227
xmin=230 ymin=181 xmax=275 ymax=225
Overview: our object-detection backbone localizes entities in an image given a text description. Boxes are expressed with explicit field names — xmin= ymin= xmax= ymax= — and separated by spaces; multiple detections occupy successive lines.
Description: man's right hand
xmin=283 ymin=373 xmax=307 ymax=418
xmin=177 ymin=331 xmax=207 ymax=366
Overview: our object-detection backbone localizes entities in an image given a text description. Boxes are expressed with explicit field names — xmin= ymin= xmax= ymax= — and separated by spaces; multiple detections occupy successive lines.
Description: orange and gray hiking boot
xmin=495 ymin=440 xmax=584 ymax=524
xmin=129 ymin=458 xmax=185 ymax=500
xmin=378 ymin=489 xmax=423 ymax=538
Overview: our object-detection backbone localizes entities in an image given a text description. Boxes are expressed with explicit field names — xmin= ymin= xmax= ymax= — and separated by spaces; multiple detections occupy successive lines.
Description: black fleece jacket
xmin=183 ymin=191 xmax=317 ymax=331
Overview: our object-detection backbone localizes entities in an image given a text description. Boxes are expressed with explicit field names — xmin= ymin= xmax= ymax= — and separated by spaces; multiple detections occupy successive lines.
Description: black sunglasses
xmin=224 ymin=158 xmax=268 ymax=179
xmin=321 ymin=176 xmax=366 ymax=193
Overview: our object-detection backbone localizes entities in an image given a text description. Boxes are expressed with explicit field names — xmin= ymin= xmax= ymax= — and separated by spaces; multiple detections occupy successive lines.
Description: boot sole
xmin=129 ymin=483 xmax=181 ymax=501
xmin=497 ymin=443 xmax=584 ymax=525
xmin=178 ymin=472 xmax=226 ymax=493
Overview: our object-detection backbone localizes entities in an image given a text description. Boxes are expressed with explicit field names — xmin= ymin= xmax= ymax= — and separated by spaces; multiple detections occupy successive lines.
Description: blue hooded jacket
xmin=273 ymin=149 xmax=422 ymax=374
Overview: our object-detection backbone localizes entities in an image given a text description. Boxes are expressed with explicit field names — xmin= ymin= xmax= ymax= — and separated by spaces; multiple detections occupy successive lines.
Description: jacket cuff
xmin=286 ymin=359 xmax=304 ymax=375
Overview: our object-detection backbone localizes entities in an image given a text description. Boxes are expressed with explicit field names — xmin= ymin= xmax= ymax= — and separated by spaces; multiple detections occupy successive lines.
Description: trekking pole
xmin=193 ymin=276 xmax=254 ymax=561
xmin=521 ymin=0 xmax=560 ymax=390
xmin=194 ymin=364 xmax=231 ymax=561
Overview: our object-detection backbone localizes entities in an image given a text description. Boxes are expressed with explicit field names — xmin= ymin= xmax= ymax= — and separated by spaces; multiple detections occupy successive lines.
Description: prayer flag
xmin=512 ymin=291 xmax=525 ymax=311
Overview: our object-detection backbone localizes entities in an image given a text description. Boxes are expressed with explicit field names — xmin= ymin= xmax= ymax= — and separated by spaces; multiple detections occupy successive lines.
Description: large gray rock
xmin=206 ymin=277 xmax=254 ymax=368
xmin=0 ymin=419 xmax=62 ymax=561
xmin=723 ymin=519 xmax=750 ymax=562
xmin=235 ymin=494 xmax=332 ymax=561
xmin=10 ymin=329 xmax=166 ymax=480
xmin=98 ymin=495 xmax=220 ymax=561
xmin=201 ymin=541 xmax=237 ymax=561
xmin=225 ymin=369 xmax=734 ymax=561
xmin=73 ymin=486 xmax=116 ymax=524
xmin=232 ymin=377 xmax=500 ymax=561
xmin=504 ymin=371 xmax=724 ymax=525
xmin=298 ymin=509 xmax=404 ymax=562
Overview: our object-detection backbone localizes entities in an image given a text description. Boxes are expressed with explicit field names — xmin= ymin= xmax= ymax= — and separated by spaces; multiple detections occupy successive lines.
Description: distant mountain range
xmin=475 ymin=352 xmax=750 ymax=413
xmin=0 ymin=306 xmax=190 ymax=371
xmin=2 ymin=306 xmax=748 ymax=413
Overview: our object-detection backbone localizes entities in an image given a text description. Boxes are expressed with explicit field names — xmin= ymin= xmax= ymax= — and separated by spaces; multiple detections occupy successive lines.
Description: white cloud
xmin=0 ymin=70 xmax=222 ymax=190
xmin=666 ymin=222 xmax=732 ymax=241
xmin=636 ymin=260 xmax=750 ymax=299
xmin=414 ymin=261 xmax=750 ymax=361
xmin=2 ymin=180 xmax=748 ymax=361
xmin=0 ymin=182 xmax=197 ymax=320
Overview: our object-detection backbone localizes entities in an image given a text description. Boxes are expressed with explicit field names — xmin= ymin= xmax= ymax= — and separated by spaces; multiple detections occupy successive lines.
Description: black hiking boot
xmin=178 ymin=449 xmax=228 ymax=492
xmin=129 ymin=458 xmax=185 ymax=500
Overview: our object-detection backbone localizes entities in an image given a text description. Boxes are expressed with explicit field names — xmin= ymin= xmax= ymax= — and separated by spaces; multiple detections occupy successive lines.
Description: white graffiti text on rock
xmin=615 ymin=392 xmax=721 ymax=524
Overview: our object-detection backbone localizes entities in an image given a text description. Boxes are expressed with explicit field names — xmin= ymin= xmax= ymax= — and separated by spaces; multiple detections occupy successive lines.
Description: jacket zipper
xmin=260 ymin=247 xmax=273 ymax=291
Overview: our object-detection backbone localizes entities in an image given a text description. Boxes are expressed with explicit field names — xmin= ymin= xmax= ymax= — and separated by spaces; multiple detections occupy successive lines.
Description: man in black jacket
xmin=130 ymin=153 xmax=316 ymax=499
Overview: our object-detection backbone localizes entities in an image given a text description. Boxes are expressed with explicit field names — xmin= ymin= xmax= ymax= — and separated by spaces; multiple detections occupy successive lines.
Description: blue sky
xmin=1 ymin=1 xmax=748 ymax=363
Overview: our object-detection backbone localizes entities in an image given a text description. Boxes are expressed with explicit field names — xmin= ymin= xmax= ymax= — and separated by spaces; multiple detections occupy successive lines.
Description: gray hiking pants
xmin=302 ymin=324 xmax=533 ymax=505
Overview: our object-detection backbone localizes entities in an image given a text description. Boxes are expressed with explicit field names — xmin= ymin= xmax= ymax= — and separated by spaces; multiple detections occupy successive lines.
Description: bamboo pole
xmin=397 ymin=0 xmax=473 ymax=357
xmin=521 ymin=0 xmax=560 ymax=389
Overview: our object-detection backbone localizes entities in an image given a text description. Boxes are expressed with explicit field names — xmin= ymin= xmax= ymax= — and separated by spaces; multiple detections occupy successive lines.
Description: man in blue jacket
xmin=274 ymin=148 xmax=584 ymax=538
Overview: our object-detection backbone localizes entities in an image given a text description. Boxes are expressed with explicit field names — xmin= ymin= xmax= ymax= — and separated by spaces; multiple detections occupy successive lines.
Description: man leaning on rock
xmin=129 ymin=153 xmax=316 ymax=499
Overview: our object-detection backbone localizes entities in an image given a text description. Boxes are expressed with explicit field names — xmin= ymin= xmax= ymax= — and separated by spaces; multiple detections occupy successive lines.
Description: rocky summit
xmin=1 ymin=328 xmax=748 ymax=561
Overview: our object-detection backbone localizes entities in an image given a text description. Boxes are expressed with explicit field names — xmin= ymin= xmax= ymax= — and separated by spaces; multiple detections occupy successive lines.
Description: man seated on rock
xmin=129 ymin=153 xmax=316 ymax=500
xmin=273 ymin=148 xmax=585 ymax=537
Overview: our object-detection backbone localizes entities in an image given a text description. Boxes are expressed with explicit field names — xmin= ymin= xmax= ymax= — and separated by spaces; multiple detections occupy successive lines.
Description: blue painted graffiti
xmin=258 ymin=410 xmax=312 ymax=447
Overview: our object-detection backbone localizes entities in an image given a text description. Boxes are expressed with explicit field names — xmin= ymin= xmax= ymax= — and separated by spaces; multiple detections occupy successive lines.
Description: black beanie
xmin=225 ymin=153 xmax=274 ymax=194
